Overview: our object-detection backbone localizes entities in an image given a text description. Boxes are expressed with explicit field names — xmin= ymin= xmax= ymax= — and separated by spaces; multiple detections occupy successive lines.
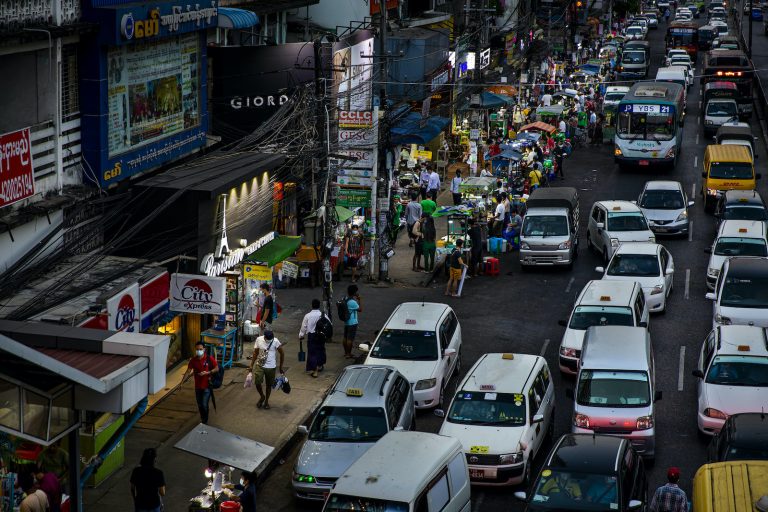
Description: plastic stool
xmin=484 ymin=257 xmax=500 ymax=276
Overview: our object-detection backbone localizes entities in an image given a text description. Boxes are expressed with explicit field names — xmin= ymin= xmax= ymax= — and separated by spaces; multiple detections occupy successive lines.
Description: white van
xmin=323 ymin=431 xmax=471 ymax=512
xmin=655 ymin=67 xmax=688 ymax=108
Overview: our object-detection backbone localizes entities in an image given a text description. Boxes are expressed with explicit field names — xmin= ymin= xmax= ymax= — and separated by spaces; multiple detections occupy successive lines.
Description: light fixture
xmin=239 ymin=239 xmax=248 ymax=248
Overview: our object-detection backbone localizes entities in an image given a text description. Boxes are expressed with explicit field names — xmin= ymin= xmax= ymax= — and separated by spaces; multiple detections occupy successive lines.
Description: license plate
xmin=655 ymin=227 xmax=668 ymax=232
xmin=469 ymin=468 xmax=498 ymax=479
xmin=639 ymin=160 xmax=649 ymax=166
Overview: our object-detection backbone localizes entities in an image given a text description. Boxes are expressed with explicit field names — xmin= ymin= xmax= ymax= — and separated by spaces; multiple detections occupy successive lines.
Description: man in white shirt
xmin=493 ymin=194 xmax=506 ymax=236
xmin=299 ymin=299 xmax=326 ymax=377
xmin=541 ymin=92 xmax=553 ymax=107
xmin=450 ymin=169 xmax=463 ymax=205
xmin=419 ymin=166 xmax=430 ymax=200
xmin=558 ymin=118 xmax=567 ymax=134
xmin=248 ymin=330 xmax=285 ymax=409
xmin=427 ymin=167 xmax=441 ymax=200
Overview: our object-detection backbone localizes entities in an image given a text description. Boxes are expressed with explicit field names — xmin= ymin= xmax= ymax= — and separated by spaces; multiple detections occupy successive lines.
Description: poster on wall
xmin=107 ymin=283 xmax=141 ymax=332
xmin=0 ymin=128 xmax=35 ymax=208
xmin=107 ymin=33 xmax=201 ymax=157
xmin=333 ymin=36 xmax=374 ymax=111
xmin=169 ymin=273 xmax=226 ymax=315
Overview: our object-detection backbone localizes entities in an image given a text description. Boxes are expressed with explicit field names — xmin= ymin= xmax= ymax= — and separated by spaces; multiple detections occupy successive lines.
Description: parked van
xmin=702 ymin=144 xmax=759 ymax=212
xmin=567 ymin=326 xmax=660 ymax=459
xmin=692 ymin=461 xmax=768 ymax=512
xmin=323 ymin=431 xmax=471 ymax=512
xmin=519 ymin=187 xmax=580 ymax=268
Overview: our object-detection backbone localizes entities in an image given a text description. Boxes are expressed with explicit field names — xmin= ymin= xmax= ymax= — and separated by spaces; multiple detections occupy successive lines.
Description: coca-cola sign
xmin=107 ymin=283 xmax=140 ymax=333
xmin=169 ymin=273 xmax=226 ymax=315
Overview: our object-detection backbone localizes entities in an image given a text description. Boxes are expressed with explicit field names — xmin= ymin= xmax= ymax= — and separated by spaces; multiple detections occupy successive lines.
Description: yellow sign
xmin=243 ymin=264 xmax=272 ymax=280
xmin=469 ymin=446 xmax=489 ymax=454
xmin=346 ymin=388 xmax=364 ymax=397
xmin=413 ymin=149 xmax=433 ymax=160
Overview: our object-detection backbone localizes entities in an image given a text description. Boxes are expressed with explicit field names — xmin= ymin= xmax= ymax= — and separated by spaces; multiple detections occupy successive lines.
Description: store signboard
xmin=140 ymin=271 xmax=170 ymax=331
xmin=431 ymin=70 xmax=450 ymax=91
xmin=243 ymin=264 xmax=272 ymax=280
xmin=338 ymin=129 xmax=375 ymax=147
xmin=107 ymin=283 xmax=141 ymax=333
xmin=413 ymin=149 xmax=432 ymax=160
xmin=170 ymin=273 xmax=226 ymax=315
xmin=200 ymin=231 xmax=276 ymax=277
xmin=339 ymin=111 xmax=373 ymax=128
xmin=334 ymin=149 xmax=374 ymax=169
xmin=110 ymin=1 xmax=219 ymax=45
xmin=333 ymin=35 xmax=374 ymax=110
xmin=336 ymin=176 xmax=374 ymax=187
xmin=479 ymin=48 xmax=491 ymax=70
xmin=337 ymin=188 xmax=372 ymax=208
xmin=281 ymin=261 xmax=299 ymax=279
xmin=337 ymin=168 xmax=373 ymax=178
xmin=0 ymin=128 xmax=35 ymax=208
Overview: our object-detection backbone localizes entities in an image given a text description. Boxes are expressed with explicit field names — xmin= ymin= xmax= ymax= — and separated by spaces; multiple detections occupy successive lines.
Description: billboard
xmin=0 ymin=128 xmax=35 ymax=208
xmin=334 ymin=35 xmax=374 ymax=111
xmin=169 ymin=273 xmax=226 ymax=314
xmin=107 ymin=283 xmax=141 ymax=333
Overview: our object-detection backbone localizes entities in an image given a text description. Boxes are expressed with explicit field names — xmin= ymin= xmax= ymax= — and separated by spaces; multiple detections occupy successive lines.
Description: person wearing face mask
xmin=235 ymin=471 xmax=257 ymax=512
xmin=183 ymin=341 xmax=219 ymax=424
xmin=345 ymin=224 xmax=365 ymax=283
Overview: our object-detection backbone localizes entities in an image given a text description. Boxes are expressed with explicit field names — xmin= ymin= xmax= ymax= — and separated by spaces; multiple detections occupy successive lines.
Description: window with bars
xmin=61 ymin=44 xmax=79 ymax=120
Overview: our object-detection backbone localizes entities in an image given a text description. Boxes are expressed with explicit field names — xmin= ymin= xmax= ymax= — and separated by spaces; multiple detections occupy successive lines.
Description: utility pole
xmin=377 ymin=1 xmax=390 ymax=282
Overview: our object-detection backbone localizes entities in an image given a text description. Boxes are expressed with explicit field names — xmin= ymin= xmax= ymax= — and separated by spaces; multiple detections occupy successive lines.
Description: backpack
xmin=208 ymin=357 xmax=224 ymax=389
xmin=315 ymin=313 xmax=334 ymax=341
xmin=336 ymin=296 xmax=351 ymax=322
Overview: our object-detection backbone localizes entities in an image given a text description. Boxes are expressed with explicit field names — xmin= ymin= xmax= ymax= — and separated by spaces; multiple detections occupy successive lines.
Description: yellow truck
xmin=692 ymin=460 xmax=768 ymax=512
xmin=702 ymin=144 xmax=760 ymax=213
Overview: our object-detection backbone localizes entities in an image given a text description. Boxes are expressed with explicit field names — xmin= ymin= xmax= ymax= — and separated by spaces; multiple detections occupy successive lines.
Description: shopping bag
xmin=244 ymin=371 xmax=253 ymax=389
xmin=298 ymin=339 xmax=306 ymax=362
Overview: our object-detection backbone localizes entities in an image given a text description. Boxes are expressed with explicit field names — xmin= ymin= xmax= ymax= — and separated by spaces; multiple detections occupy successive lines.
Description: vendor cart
xmin=535 ymin=105 xmax=566 ymax=125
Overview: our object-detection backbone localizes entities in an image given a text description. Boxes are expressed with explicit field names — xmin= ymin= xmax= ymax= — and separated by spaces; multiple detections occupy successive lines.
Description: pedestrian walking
xmin=235 ymin=471 xmax=258 ymax=512
xmin=18 ymin=472 xmax=48 ymax=512
xmin=183 ymin=341 xmax=218 ymax=424
xmin=404 ymin=191 xmax=422 ymax=247
xmin=467 ymin=218 xmax=483 ymax=276
xmin=650 ymin=467 xmax=689 ymax=512
xmin=422 ymin=213 xmax=437 ymax=273
xmin=299 ymin=299 xmax=327 ymax=378
xmin=553 ymin=140 xmax=567 ymax=179
xmin=419 ymin=166 xmax=430 ymax=200
xmin=248 ymin=330 xmax=285 ymax=410
xmin=412 ymin=213 xmax=425 ymax=271
xmin=130 ymin=448 xmax=166 ymax=512
xmin=341 ymin=285 xmax=362 ymax=359
xmin=445 ymin=238 xmax=467 ymax=297
xmin=664 ymin=7 xmax=671 ymax=21
xmin=427 ymin=166 xmax=441 ymax=200
xmin=420 ymin=194 xmax=437 ymax=217
xmin=38 ymin=443 xmax=69 ymax=495
xmin=345 ymin=224 xmax=364 ymax=283
xmin=450 ymin=169 xmax=463 ymax=205
xmin=593 ymin=114 xmax=604 ymax=146
xmin=258 ymin=282 xmax=274 ymax=330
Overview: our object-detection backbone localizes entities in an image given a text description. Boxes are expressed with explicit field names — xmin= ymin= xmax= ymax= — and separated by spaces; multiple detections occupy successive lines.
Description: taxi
xmin=706 ymin=220 xmax=768 ymax=289
xmin=706 ymin=256 xmax=768 ymax=328
xmin=587 ymin=201 xmax=656 ymax=263
xmin=692 ymin=325 xmax=768 ymax=436
xmin=438 ymin=353 xmax=554 ymax=487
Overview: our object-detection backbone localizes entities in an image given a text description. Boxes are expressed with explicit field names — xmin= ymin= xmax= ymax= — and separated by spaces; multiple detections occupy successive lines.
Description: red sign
xmin=370 ymin=0 xmax=398 ymax=14
xmin=79 ymin=314 xmax=108 ymax=330
xmin=339 ymin=110 xmax=373 ymax=128
xmin=140 ymin=271 xmax=170 ymax=315
xmin=0 ymin=128 xmax=35 ymax=208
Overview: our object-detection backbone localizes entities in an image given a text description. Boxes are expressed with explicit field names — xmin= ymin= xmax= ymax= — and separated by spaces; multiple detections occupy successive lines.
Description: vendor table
xmin=201 ymin=327 xmax=237 ymax=369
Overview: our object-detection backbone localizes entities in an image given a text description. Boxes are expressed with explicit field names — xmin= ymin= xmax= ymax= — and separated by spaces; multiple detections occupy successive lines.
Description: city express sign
xmin=115 ymin=0 xmax=219 ymax=44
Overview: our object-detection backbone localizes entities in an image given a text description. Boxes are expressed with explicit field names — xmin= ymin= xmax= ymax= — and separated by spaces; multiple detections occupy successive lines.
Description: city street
xmin=256 ymin=18 xmax=768 ymax=511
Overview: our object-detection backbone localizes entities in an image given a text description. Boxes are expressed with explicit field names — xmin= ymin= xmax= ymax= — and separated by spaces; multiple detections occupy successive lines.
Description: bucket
xmin=220 ymin=501 xmax=241 ymax=512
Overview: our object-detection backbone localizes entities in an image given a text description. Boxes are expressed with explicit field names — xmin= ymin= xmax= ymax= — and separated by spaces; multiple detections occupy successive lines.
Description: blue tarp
xmin=390 ymin=112 xmax=450 ymax=145
xmin=490 ymin=149 xmax=522 ymax=161
xmin=476 ymin=91 xmax=516 ymax=108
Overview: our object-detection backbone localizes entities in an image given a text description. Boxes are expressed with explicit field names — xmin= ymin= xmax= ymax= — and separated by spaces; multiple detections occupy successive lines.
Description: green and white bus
xmin=614 ymin=82 xmax=686 ymax=170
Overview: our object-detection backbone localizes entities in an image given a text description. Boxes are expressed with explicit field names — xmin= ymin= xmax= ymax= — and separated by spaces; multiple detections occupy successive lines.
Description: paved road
xmin=258 ymin=18 xmax=768 ymax=511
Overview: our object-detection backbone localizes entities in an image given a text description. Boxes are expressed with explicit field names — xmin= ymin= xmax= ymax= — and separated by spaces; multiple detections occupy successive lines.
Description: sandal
xmin=257 ymin=398 xmax=265 ymax=409
xmin=311 ymin=371 xmax=318 ymax=378
xmin=263 ymin=403 xmax=271 ymax=410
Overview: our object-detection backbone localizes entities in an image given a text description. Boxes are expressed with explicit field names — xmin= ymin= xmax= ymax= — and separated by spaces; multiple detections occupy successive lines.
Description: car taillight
xmin=704 ymin=408 xmax=728 ymax=419
xmin=574 ymin=413 xmax=590 ymax=428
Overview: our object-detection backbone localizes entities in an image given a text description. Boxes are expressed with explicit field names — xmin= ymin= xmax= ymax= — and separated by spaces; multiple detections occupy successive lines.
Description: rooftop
xmin=579 ymin=280 xmax=639 ymax=306
xmin=460 ymin=353 xmax=541 ymax=393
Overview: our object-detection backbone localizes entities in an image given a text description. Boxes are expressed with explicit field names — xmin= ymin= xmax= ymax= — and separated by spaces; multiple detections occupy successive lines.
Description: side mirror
xmin=654 ymin=390 xmax=663 ymax=402
xmin=358 ymin=343 xmax=370 ymax=353
xmin=595 ymin=266 xmax=605 ymax=273
xmin=702 ymin=171 xmax=707 ymax=178
xmin=444 ymin=348 xmax=457 ymax=357
xmin=596 ymin=222 xmax=605 ymax=229
xmin=565 ymin=388 xmax=574 ymax=400
xmin=692 ymin=369 xmax=705 ymax=378
xmin=298 ymin=425 xmax=309 ymax=435
xmin=667 ymin=266 xmax=675 ymax=275
xmin=712 ymin=136 xmax=717 ymax=143
xmin=532 ymin=413 xmax=545 ymax=424
xmin=705 ymin=292 xmax=716 ymax=300
xmin=704 ymin=246 xmax=712 ymax=254
xmin=638 ymin=321 xmax=648 ymax=328
xmin=628 ymin=500 xmax=644 ymax=510
xmin=514 ymin=491 xmax=528 ymax=502
xmin=688 ymin=200 xmax=695 ymax=207
xmin=558 ymin=319 xmax=568 ymax=327
xmin=434 ymin=409 xmax=446 ymax=418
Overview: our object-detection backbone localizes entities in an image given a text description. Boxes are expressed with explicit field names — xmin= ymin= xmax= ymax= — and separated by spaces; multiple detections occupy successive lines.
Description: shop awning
xmin=390 ymin=112 xmax=450 ymax=145
xmin=472 ymin=91 xmax=516 ymax=108
xmin=520 ymin=121 xmax=557 ymax=134
xmin=304 ymin=205 xmax=356 ymax=223
xmin=175 ymin=423 xmax=274 ymax=472
xmin=243 ymin=234 xmax=302 ymax=267
xmin=218 ymin=7 xmax=260 ymax=29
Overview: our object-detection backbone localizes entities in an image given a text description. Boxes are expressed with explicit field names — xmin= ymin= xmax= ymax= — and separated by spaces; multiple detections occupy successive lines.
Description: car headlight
xmin=560 ymin=346 xmax=578 ymax=358
xmin=649 ymin=235 xmax=656 ymax=243
xmin=499 ymin=451 xmax=524 ymax=465
xmin=574 ymin=413 xmax=590 ymax=428
xmin=636 ymin=415 xmax=654 ymax=430
xmin=293 ymin=471 xmax=316 ymax=483
xmin=650 ymin=285 xmax=664 ymax=295
xmin=706 ymin=188 xmax=719 ymax=196
xmin=415 ymin=378 xmax=437 ymax=390
xmin=707 ymin=268 xmax=720 ymax=278
xmin=558 ymin=240 xmax=572 ymax=250
xmin=676 ymin=210 xmax=688 ymax=222
xmin=614 ymin=146 xmax=623 ymax=156
xmin=611 ymin=238 xmax=620 ymax=248
xmin=715 ymin=313 xmax=732 ymax=325
xmin=704 ymin=408 xmax=728 ymax=419
xmin=666 ymin=147 xmax=676 ymax=159
xmin=706 ymin=120 xmax=714 ymax=125
xmin=520 ymin=241 xmax=530 ymax=250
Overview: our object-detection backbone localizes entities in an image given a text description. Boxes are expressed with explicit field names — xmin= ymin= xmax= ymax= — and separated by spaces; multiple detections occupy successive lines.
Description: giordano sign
xmin=200 ymin=231 xmax=276 ymax=277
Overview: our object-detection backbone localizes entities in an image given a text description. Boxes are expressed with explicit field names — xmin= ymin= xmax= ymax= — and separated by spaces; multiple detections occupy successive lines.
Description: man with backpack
xmin=183 ymin=341 xmax=219 ymax=424
xmin=299 ymin=299 xmax=332 ymax=378
xmin=338 ymin=285 xmax=362 ymax=359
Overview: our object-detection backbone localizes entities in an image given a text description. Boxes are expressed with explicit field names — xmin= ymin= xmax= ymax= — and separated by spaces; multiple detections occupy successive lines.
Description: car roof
xmin=725 ymin=413 xmax=768 ymax=448
xmin=606 ymin=86 xmax=630 ymax=93
xmin=578 ymin=280 xmax=639 ymax=306
xmin=582 ymin=326 xmax=651 ymax=370
xmin=460 ymin=353 xmax=542 ymax=393
xmin=705 ymin=144 xmax=752 ymax=162
xmin=596 ymin=200 xmax=642 ymax=212
xmin=333 ymin=431 xmax=461 ymax=501
xmin=644 ymin=180 xmax=683 ymax=191
xmin=615 ymin=242 xmax=661 ymax=255
xmin=718 ymin=220 xmax=766 ymax=238
xmin=723 ymin=256 xmax=768 ymax=279
xmin=723 ymin=189 xmax=765 ymax=206
xmin=326 ymin=365 xmax=398 ymax=407
xmin=384 ymin=302 xmax=449 ymax=330
xmin=546 ymin=434 xmax=626 ymax=473
xmin=716 ymin=325 xmax=768 ymax=356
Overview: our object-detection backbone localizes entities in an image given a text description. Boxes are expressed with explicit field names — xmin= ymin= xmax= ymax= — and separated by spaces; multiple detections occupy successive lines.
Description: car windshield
xmin=447 ymin=391 xmax=527 ymax=426
xmin=577 ymin=370 xmax=651 ymax=407
xmin=617 ymin=111 xmax=676 ymax=141
xmin=623 ymin=51 xmax=645 ymax=63
xmin=725 ymin=445 xmax=768 ymax=461
xmin=530 ymin=470 xmax=619 ymax=510
xmin=522 ymin=215 xmax=569 ymax=237
xmin=369 ymin=329 xmax=438 ymax=360
xmin=705 ymin=355 xmax=768 ymax=386
xmin=607 ymin=253 xmax=660 ymax=276
xmin=604 ymin=93 xmax=626 ymax=103
xmin=714 ymin=237 xmax=768 ymax=256
xmin=325 ymin=494 xmax=408 ymax=512
xmin=607 ymin=212 xmax=649 ymax=231
xmin=720 ymin=275 xmax=768 ymax=308
xmin=709 ymin=162 xmax=754 ymax=180
xmin=707 ymin=102 xmax=738 ymax=116
xmin=724 ymin=205 xmax=768 ymax=220
xmin=308 ymin=406 xmax=388 ymax=442
xmin=569 ymin=306 xmax=635 ymax=330
xmin=640 ymin=189 xmax=685 ymax=209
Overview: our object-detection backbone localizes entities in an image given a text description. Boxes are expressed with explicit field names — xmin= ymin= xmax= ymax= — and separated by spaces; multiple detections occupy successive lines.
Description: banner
xmin=107 ymin=283 xmax=141 ymax=333
xmin=333 ymin=149 xmax=375 ymax=169
xmin=337 ymin=187 xmax=372 ymax=208
xmin=170 ymin=273 xmax=226 ymax=314
xmin=140 ymin=271 xmax=170 ymax=330
xmin=243 ymin=264 xmax=272 ymax=280
xmin=339 ymin=111 xmax=373 ymax=128
xmin=0 ymin=128 xmax=35 ymax=208
xmin=281 ymin=261 xmax=299 ymax=279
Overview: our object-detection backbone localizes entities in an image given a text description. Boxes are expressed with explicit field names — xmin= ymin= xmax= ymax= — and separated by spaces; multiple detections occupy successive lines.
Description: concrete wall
xmin=0 ymin=209 xmax=64 ymax=275
xmin=308 ymin=0 xmax=370 ymax=31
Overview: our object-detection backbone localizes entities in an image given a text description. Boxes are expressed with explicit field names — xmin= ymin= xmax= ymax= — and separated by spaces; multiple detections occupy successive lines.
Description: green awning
xmin=304 ymin=205 xmax=356 ymax=223
xmin=243 ymin=235 xmax=302 ymax=267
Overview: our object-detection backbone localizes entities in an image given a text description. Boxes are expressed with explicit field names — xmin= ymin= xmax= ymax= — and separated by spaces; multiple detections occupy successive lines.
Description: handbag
xmin=298 ymin=339 xmax=306 ymax=362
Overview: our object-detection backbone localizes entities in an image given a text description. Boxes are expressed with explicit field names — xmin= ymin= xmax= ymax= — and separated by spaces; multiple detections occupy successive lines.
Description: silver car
xmin=637 ymin=180 xmax=694 ymax=236
xmin=292 ymin=365 xmax=415 ymax=500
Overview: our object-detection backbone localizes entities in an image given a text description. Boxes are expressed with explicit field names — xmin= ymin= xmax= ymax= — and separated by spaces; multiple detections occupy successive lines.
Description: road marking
xmin=678 ymin=346 xmax=686 ymax=391
xmin=691 ymin=182 xmax=696 ymax=198
xmin=565 ymin=277 xmax=575 ymax=293
xmin=541 ymin=339 xmax=551 ymax=356
xmin=697 ymin=115 xmax=700 ymax=125
xmin=693 ymin=156 xmax=698 ymax=169
xmin=696 ymin=133 xmax=699 ymax=145
xmin=684 ymin=269 xmax=691 ymax=300
xmin=688 ymin=221 xmax=693 ymax=242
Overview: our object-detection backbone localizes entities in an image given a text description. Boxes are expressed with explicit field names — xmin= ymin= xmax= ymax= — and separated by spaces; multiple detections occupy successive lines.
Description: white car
xmin=669 ymin=64 xmax=693 ymax=89
xmin=439 ymin=353 xmax=554 ymax=486
xmin=670 ymin=59 xmax=695 ymax=87
xmin=625 ymin=26 xmax=645 ymax=40
xmin=707 ymin=257 xmax=768 ymax=328
xmin=587 ymin=200 xmax=656 ymax=263
xmin=597 ymin=242 xmax=675 ymax=313
xmin=706 ymin=220 xmax=768 ymax=289
xmin=665 ymin=49 xmax=690 ymax=66
xmin=711 ymin=20 xmax=729 ymax=36
xmin=676 ymin=10 xmax=694 ymax=19
xmin=692 ymin=325 xmax=768 ymax=436
xmin=637 ymin=180 xmax=695 ymax=237
xmin=360 ymin=302 xmax=461 ymax=409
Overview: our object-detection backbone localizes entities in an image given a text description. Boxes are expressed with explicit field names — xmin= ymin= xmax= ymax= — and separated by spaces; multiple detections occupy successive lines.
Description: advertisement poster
xmin=107 ymin=283 xmax=141 ymax=333
xmin=0 ymin=128 xmax=35 ymax=208
xmin=334 ymin=37 xmax=374 ymax=110
xmin=243 ymin=264 xmax=272 ymax=280
xmin=170 ymin=273 xmax=226 ymax=315
xmin=107 ymin=33 xmax=200 ymax=157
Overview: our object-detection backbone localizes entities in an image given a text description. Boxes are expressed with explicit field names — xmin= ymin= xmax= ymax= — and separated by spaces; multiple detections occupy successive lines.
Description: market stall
xmin=519 ymin=121 xmax=557 ymax=135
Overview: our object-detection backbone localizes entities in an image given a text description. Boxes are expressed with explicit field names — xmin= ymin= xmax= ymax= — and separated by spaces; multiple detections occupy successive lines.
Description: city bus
xmin=701 ymin=50 xmax=753 ymax=119
xmin=666 ymin=21 xmax=699 ymax=61
xmin=614 ymin=82 xmax=686 ymax=170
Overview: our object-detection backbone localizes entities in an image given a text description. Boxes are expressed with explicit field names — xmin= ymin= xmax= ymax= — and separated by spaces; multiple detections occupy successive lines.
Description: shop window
xmin=23 ymin=389 xmax=49 ymax=441
xmin=0 ymin=379 xmax=20 ymax=431
xmin=49 ymin=388 xmax=76 ymax=439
